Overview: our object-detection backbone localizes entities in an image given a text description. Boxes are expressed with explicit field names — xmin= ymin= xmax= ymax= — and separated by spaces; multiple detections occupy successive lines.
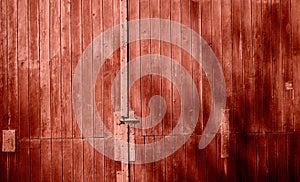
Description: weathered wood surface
xmin=1 ymin=0 xmax=300 ymax=181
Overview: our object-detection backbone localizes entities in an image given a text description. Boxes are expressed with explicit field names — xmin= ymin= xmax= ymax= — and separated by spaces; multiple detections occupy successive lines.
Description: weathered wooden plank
xmin=174 ymin=136 xmax=186 ymax=181
xmin=160 ymin=0 xmax=172 ymax=136
xmin=52 ymin=139 xmax=63 ymax=181
xmin=197 ymin=135 xmax=207 ymax=182
xmin=71 ymin=0 xmax=82 ymax=139
xmin=29 ymin=0 xmax=40 ymax=139
xmin=164 ymin=136 xmax=175 ymax=181
xmin=82 ymin=0 xmax=93 ymax=139
xmin=19 ymin=140 xmax=30 ymax=182
xmin=261 ymin=0 xmax=273 ymax=132
xmin=7 ymin=0 xmax=19 ymax=180
xmin=267 ymin=134 xmax=277 ymax=182
xmin=236 ymin=134 xmax=247 ymax=181
xmin=272 ymin=0 xmax=283 ymax=132
xmin=185 ymin=136 xmax=197 ymax=181
xmin=150 ymin=0 xmax=162 ymax=136
xmin=62 ymin=139 xmax=73 ymax=182
xmin=41 ymin=139 xmax=52 ymax=181
xmin=83 ymin=140 xmax=94 ymax=182
xmin=154 ymin=136 xmax=165 ymax=181
xmin=232 ymin=0 xmax=244 ymax=132
xmin=201 ymin=0 xmax=213 ymax=135
xmin=242 ymin=0 xmax=254 ymax=133
xmin=50 ymin=0 xmax=62 ymax=139
xmin=18 ymin=0 xmax=29 ymax=140
xmin=252 ymin=0 xmax=263 ymax=133
xmin=73 ymin=139 xmax=83 ymax=182
xmin=227 ymin=133 xmax=237 ymax=182
xmin=171 ymin=0 xmax=182 ymax=136
xmin=145 ymin=136 xmax=154 ymax=182
xmin=92 ymin=0 xmax=103 ymax=138
xmin=94 ymin=138 xmax=104 ymax=181
xmin=277 ymin=134 xmax=288 ymax=181
xmin=206 ymin=136 xmax=217 ymax=182
xmin=40 ymin=0 xmax=51 ymax=138
xmin=140 ymin=0 xmax=151 ymax=136
xmin=191 ymin=0 xmax=203 ymax=135
xmin=281 ymin=0 xmax=293 ymax=132
xmin=221 ymin=0 xmax=232 ymax=134
xmin=292 ymin=0 xmax=300 ymax=131
xmin=30 ymin=140 xmax=41 ymax=182
xmin=246 ymin=135 xmax=257 ymax=181
xmin=61 ymin=0 xmax=72 ymax=138
xmin=0 ymin=0 xmax=8 ymax=180
xmin=256 ymin=134 xmax=267 ymax=181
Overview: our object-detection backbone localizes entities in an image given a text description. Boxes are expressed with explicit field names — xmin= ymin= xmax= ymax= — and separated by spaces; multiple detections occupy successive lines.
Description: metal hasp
xmin=119 ymin=115 xmax=140 ymax=125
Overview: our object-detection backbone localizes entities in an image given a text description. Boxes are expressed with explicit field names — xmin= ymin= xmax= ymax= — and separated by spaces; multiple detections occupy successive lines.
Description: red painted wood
xmin=52 ymin=139 xmax=63 ymax=181
xmin=29 ymin=0 xmax=40 ymax=139
xmin=272 ymin=0 xmax=284 ymax=132
xmin=50 ymin=0 xmax=62 ymax=139
xmin=40 ymin=0 xmax=51 ymax=139
xmin=292 ymin=0 xmax=300 ymax=131
xmin=261 ymin=0 xmax=273 ymax=132
xmin=0 ymin=0 xmax=300 ymax=181
xmin=242 ymin=0 xmax=254 ymax=133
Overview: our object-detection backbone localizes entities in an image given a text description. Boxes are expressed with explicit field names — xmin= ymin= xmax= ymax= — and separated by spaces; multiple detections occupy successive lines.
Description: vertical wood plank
xmin=191 ymin=0 xmax=203 ymax=135
xmin=7 ymin=0 xmax=19 ymax=180
xmin=201 ymin=0 xmax=213 ymax=134
xmin=161 ymin=0 xmax=172 ymax=136
xmin=185 ymin=136 xmax=197 ymax=181
xmin=277 ymin=134 xmax=287 ymax=181
xmin=73 ymin=139 xmax=83 ymax=182
xmin=221 ymin=0 xmax=232 ymax=134
xmin=150 ymin=0 xmax=162 ymax=136
xmin=82 ymin=0 xmax=94 ymax=181
xmin=18 ymin=0 xmax=29 ymax=140
xmin=40 ymin=0 xmax=51 ymax=138
xmin=145 ymin=136 xmax=154 ymax=182
xmin=61 ymin=0 xmax=72 ymax=138
xmin=29 ymin=0 xmax=40 ymax=139
xmin=71 ymin=0 xmax=82 ymax=139
xmin=30 ymin=140 xmax=41 ymax=182
xmin=140 ymin=0 xmax=151 ymax=136
xmin=170 ymin=0 xmax=181 ymax=136
xmin=94 ymin=138 xmax=104 ymax=181
xmin=256 ymin=134 xmax=267 ymax=181
xmin=281 ymin=0 xmax=293 ymax=131
xmin=0 ymin=0 xmax=8 ymax=180
xmin=261 ymin=0 xmax=273 ymax=132
xmin=236 ymin=134 xmax=247 ymax=181
xmin=206 ymin=137 xmax=217 ymax=182
xmin=62 ymin=139 xmax=73 ymax=182
xmin=164 ymin=136 xmax=175 ymax=182
xmin=154 ymin=136 xmax=165 ymax=181
xmin=41 ymin=139 xmax=52 ymax=181
xmin=267 ymin=134 xmax=277 ymax=182
xmin=197 ymin=135 xmax=207 ymax=182
xmin=92 ymin=0 xmax=103 ymax=138
xmin=102 ymin=0 xmax=116 ymax=180
xmin=232 ymin=0 xmax=244 ymax=132
xmin=242 ymin=0 xmax=254 ymax=133
xmin=50 ymin=0 xmax=62 ymax=139
xmin=19 ymin=140 xmax=30 ymax=182
xmin=252 ymin=0 xmax=263 ymax=133
xmin=292 ymin=0 xmax=300 ymax=131
xmin=272 ymin=0 xmax=283 ymax=132
xmin=52 ymin=139 xmax=63 ymax=181
xmin=246 ymin=135 xmax=256 ymax=181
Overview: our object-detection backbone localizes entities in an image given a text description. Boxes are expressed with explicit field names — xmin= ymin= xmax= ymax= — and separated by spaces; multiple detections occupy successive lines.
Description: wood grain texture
xmin=0 ymin=0 xmax=299 ymax=181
